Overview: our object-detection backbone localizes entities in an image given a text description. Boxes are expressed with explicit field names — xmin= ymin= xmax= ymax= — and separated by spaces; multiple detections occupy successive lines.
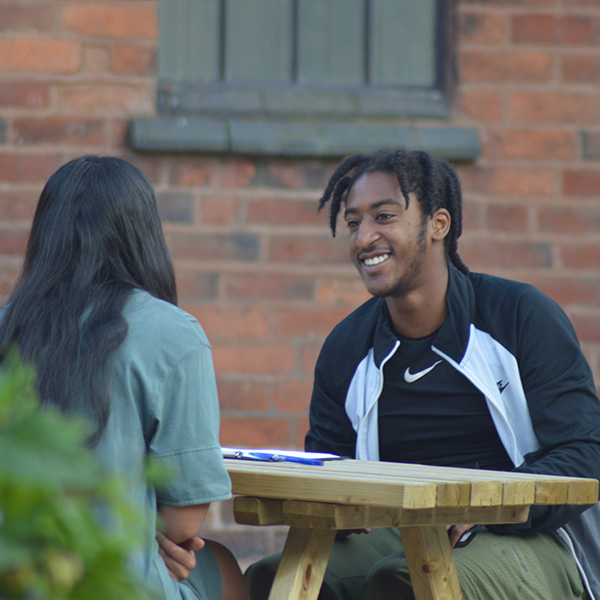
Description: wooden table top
xmin=225 ymin=458 xmax=599 ymax=511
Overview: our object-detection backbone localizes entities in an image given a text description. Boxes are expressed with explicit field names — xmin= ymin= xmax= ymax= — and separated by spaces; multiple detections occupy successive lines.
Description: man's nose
xmin=355 ymin=219 xmax=380 ymax=249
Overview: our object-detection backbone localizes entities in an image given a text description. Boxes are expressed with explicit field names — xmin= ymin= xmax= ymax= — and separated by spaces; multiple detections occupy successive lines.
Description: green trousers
xmin=245 ymin=528 xmax=587 ymax=600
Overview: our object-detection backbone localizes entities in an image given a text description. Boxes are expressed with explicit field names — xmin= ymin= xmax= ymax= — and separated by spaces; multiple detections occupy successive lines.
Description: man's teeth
xmin=363 ymin=254 xmax=390 ymax=266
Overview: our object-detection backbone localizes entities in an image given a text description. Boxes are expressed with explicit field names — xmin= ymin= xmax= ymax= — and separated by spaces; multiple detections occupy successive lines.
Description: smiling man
xmin=246 ymin=149 xmax=600 ymax=600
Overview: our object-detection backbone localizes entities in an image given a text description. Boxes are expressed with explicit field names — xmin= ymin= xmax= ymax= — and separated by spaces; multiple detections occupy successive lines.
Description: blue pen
xmin=248 ymin=452 xmax=324 ymax=466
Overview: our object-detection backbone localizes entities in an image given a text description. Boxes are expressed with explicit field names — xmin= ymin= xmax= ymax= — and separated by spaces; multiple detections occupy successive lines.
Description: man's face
xmin=344 ymin=171 xmax=433 ymax=298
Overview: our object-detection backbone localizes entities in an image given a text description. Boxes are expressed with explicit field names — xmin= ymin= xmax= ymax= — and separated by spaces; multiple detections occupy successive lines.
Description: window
xmin=130 ymin=0 xmax=479 ymax=160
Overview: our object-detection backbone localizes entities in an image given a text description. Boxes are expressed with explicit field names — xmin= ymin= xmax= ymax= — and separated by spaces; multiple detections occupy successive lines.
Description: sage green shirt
xmin=94 ymin=290 xmax=231 ymax=599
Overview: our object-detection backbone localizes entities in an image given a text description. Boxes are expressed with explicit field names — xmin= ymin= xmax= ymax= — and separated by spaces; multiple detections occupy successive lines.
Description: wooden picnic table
xmin=225 ymin=458 xmax=599 ymax=600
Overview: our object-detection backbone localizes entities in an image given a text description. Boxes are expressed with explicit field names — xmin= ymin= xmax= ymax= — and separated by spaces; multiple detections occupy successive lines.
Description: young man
xmin=246 ymin=149 xmax=600 ymax=600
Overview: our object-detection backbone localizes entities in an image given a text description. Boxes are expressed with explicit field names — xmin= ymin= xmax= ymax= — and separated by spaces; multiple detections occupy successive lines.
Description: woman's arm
xmin=157 ymin=502 xmax=210 ymax=544
xmin=156 ymin=503 xmax=210 ymax=582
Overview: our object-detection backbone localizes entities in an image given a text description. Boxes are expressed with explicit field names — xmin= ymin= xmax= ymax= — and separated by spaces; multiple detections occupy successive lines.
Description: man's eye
xmin=346 ymin=220 xmax=359 ymax=229
xmin=376 ymin=213 xmax=393 ymax=222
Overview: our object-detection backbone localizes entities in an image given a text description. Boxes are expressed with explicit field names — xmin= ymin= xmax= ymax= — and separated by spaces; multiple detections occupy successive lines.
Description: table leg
xmin=399 ymin=525 xmax=462 ymax=600
xmin=267 ymin=527 xmax=336 ymax=600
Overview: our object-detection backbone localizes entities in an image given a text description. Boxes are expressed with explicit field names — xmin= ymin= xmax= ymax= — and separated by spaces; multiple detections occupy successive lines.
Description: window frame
xmin=129 ymin=0 xmax=480 ymax=161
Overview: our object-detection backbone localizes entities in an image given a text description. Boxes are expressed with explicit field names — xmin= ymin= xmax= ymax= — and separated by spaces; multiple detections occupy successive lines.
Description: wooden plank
xmin=225 ymin=459 xmax=599 ymax=510
xmin=567 ymin=477 xmax=599 ymax=504
xmin=268 ymin=527 xmax=335 ymax=600
xmin=233 ymin=496 xmax=284 ymax=526
xmin=399 ymin=525 xmax=462 ymax=600
xmin=534 ymin=480 xmax=568 ymax=505
xmin=226 ymin=461 xmax=439 ymax=509
xmin=233 ymin=497 xmax=530 ymax=530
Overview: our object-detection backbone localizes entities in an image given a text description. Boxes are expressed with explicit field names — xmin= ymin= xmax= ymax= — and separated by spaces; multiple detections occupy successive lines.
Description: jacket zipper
xmin=357 ymin=340 xmax=400 ymax=460
xmin=432 ymin=346 xmax=520 ymax=466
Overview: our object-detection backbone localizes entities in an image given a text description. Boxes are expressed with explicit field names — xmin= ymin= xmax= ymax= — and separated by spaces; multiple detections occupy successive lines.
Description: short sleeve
xmin=148 ymin=341 xmax=231 ymax=506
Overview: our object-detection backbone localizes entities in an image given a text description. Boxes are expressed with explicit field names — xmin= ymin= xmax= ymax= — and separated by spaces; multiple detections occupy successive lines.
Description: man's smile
xmin=361 ymin=253 xmax=391 ymax=267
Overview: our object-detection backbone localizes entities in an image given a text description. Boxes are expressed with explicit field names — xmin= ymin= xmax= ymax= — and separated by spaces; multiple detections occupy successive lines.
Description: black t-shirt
xmin=378 ymin=330 xmax=513 ymax=471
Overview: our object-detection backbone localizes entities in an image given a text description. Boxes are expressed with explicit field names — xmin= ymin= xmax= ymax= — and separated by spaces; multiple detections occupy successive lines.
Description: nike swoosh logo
xmin=404 ymin=360 xmax=443 ymax=383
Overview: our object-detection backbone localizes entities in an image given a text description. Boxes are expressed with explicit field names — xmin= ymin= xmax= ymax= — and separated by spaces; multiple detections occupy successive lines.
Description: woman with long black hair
xmin=0 ymin=155 xmax=249 ymax=600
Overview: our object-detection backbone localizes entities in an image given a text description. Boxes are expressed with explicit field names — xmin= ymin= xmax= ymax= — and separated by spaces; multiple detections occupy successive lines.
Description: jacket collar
xmin=371 ymin=263 xmax=475 ymax=368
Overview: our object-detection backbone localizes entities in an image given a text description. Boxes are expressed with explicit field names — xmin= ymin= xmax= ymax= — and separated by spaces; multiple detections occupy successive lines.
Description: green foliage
xmin=0 ymin=353 xmax=153 ymax=600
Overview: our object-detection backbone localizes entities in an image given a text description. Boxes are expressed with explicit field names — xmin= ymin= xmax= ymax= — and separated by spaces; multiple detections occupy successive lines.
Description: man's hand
xmin=156 ymin=531 xmax=205 ymax=582
xmin=446 ymin=523 xmax=475 ymax=548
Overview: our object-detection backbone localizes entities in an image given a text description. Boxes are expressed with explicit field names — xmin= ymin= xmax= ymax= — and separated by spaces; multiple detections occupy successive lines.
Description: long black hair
xmin=0 ymin=155 xmax=177 ymax=445
xmin=318 ymin=148 xmax=469 ymax=274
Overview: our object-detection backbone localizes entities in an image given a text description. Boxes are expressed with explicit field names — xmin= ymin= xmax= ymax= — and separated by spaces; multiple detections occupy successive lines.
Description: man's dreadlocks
xmin=318 ymin=148 xmax=469 ymax=274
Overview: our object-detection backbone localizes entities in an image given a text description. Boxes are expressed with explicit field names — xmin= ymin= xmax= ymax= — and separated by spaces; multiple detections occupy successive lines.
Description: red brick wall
xmin=1 ymin=0 xmax=600 ymax=563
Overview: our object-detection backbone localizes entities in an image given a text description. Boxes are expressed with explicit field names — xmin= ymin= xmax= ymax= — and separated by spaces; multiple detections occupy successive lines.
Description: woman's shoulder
xmin=123 ymin=290 xmax=210 ymax=355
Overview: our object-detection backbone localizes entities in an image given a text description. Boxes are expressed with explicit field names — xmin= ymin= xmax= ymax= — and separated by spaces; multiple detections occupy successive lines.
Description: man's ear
xmin=430 ymin=208 xmax=451 ymax=241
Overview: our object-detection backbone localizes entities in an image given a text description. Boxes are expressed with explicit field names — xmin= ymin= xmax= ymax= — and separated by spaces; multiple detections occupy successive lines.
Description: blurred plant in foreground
xmin=0 ymin=352 xmax=153 ymax=600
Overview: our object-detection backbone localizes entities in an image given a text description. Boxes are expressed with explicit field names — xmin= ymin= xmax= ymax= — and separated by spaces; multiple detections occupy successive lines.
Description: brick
xmin=200 ymin=194 xmax=239 ymax=225
xmin=212 ymin=343 xmax=295 ymax=376
xmin=300 ymin=342 xmax=323 ymax=377
xmin=84 ymin=45 xmax=111 ymax=73
xmin=459 ymin=50 xmax=552 ymax=83
xmin=171 ymin=232 xmax=259 ymax=262
xmin=170 ymin=158 xmax=256 ymax=188
xmin=484 ymin=128 xmax=577 ymax=161
xmin=485 ymin=204 xmax=528 ymax=233
xmin=56 ymin=83 xmax=153 ymax=113
xmin=294 ymin=415 xmax=311 ymax=449
xmin=461 ymin=198 xmax=482 ymax=232
xmin=563 ymin=169 xmax=600 ymax=198
xmin=582 ymin=132 xmax=600 ymax=160
xmin=186 ymin=305 xmax=270 ymax=341
xmin=459 ymin=11 xmax=507 ymax=44
xmin=561 ymin=245 xmax=600 ymax=270
xmin=223 ymin=274 xmax=314 ymax=302
xmin=246 ymin=198 xmax=322 ymax=226
xmin=251 ymin=159 xmax=334 ymax=190
xmin=273 ymin=307 xmax=352 ymax=338
xmin=13 ymin=116 xmax=105 ymax=146
xmin=0 ymin=229 xmax=29 ymax=255
xmin=174 ymin=271 xmax=219 ymax=301
xmin=0 ymin=2 xmax=55 ymax=31
xmin=0 ymin=264 xmax=21 ymax=301
xmin=156 ymin=191 xmax=194 ymax=223
xmin=511 ymin=14 xmax=558 ymax=44
xmin=562 ymin=15 xmax=600 ymax=44
xmin=217 ymin=379 xmax=271 ymax=412
xmin=268 ymin=236 xmax=348 ymax=264
xmin=0 ymin=190 xmax=39 ymax=221
xmin=562 ymin=55 xmax=600 ymax=83
xmin=458 ymin=165 xmax=555 ymax=198
xmin=0 ymin=81 xmax=49 ymax=108
xmin=570 ymin=313 xmax=600 ymax=343
xmin=315 ymin=278 xmax=371 ymax=307
xmin=220 ymin=417 xmax=292 ymax=449
xmin=0 ymin=39 xmax=81 ymax=73
xmin=538 ymin=207 xmax=600 ymax=234
xmin=110 ymin=120 xmax=129 ymax=147
xmin=509 ymin=92 xmax=600 ymax=124
xmin=530 ymin=277 xmax=600 ymax=308
xmin=460 ymin=238 xmax=552 ymax=270
xmin=0 ymin=153 xmax=62 ymax=183
xmin=112 ymin=44 xmax=156 ymax=75
xmin=273 ymin=380 xmax=313 ymax=414
xmin=61 ymin=3 xmax=157 ymax=39
xmin=456 ymin=89 xmax=503 ymax=122
xmin=460 ymin=0 xmax=555 ymax=4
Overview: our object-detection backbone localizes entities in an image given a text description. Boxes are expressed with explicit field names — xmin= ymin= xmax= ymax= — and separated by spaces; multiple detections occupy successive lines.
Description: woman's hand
xmin=156 ymin=531 xmax=205 ymax=582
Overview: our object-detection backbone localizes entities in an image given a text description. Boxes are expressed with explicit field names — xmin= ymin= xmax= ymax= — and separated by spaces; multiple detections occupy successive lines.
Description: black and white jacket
xmin=306 ymin=264 xmax=600 ymax=599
